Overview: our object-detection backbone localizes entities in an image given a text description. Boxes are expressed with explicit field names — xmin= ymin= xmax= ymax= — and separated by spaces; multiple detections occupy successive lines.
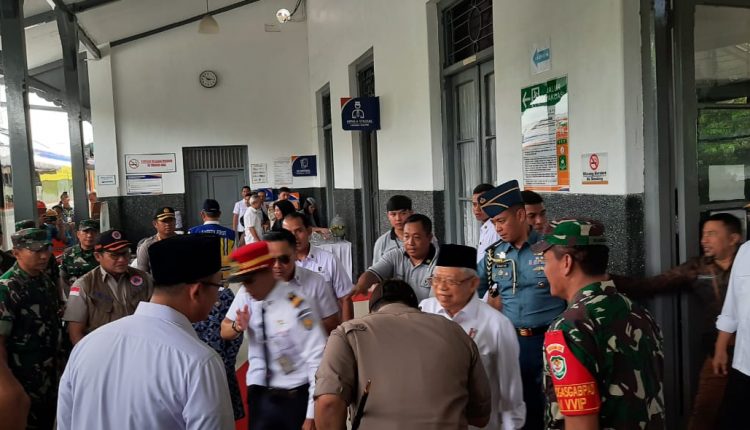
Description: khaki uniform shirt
xmin=63 ymin=266 xmax=153 ymax=333
xmin=315 ymin=303 xmax=492 ymax=429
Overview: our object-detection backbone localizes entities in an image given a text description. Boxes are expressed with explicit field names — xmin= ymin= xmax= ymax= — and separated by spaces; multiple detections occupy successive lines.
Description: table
xmin=315 ymin=240 xmax=353 ymax=279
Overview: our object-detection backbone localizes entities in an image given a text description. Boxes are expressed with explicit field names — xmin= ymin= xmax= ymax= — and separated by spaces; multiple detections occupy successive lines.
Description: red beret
xmin=228 ymin=241 xmax=274 ymax=282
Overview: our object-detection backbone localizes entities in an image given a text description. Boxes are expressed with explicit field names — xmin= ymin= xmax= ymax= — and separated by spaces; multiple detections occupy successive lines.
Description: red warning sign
xmin=589 ymin=154 xmax=599 ymax=171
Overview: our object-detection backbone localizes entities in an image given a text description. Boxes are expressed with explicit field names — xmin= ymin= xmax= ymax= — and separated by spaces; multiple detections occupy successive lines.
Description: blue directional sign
xmin=533 ymin=48 xmax=550 ymax=67
xmin=341 ymin=97 xmax=380 ymax=131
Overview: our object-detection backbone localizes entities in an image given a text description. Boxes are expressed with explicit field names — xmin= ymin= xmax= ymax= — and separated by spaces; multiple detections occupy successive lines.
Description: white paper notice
xmin=126 ymin=174 xmax=163 ymax=195
xmin=708 ymin=165 xmax=745 ymax=201
xmin=251 ymin=163 xmax=268 ymax=184
xmin=273 ymin=157 xmax=293 ymax=186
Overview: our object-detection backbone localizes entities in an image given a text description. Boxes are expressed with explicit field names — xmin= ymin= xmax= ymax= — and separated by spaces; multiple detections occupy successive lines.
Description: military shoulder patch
xmin=544 ymin=329 xmax=601 ymax=416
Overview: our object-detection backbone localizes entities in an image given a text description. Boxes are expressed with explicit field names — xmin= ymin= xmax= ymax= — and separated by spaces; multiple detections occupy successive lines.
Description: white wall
xmin=90 ymin=0 xmax=316 ymax=196
xmin=306 ymin=0 xmax=442 ymax=191
xmin=493 ymin=0 xmax=644 ymax=195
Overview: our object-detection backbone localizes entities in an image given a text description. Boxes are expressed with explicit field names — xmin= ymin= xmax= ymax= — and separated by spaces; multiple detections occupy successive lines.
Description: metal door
xmin=183 ymin=146 xmax=248 ymax=229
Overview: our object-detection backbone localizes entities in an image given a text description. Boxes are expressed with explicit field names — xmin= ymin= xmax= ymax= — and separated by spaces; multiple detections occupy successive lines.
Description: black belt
xmin=267 ymin=383 xmax=309 ymax=399
xmin=516 ymin=326 xmax=548 ymax=337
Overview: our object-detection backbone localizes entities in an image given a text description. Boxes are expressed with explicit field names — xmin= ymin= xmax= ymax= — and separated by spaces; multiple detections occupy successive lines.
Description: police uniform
xmin=135 ymin=206 xmax=176 ymax=273
xmin=297 ymin=244 xmax=352 ymax=302
xmin=59 ymin=219 xmax=100 ymax=293
xmin=533 ymin=220 xmax=665 ymax=429
xmin=476 ymin=180 xmax=565 ymax=430
xmin=0 ymin=228 xmax=62 ymax=429
xmin=226 ymin=242 xmax=327 ymax=430
xmin=314 ymin=280 xmax=492 ymax=429
xmin=367 ymin=244 xmax=439 ymax=302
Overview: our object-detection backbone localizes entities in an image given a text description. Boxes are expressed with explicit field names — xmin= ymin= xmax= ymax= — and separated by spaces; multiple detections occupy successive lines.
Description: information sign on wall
xmin=126 ymin=174 xmax=163 ymax=195
xmin=292 ymin=155 xmax=317 ymax=177
xmin=341 ymin=97 xmax=380 ymax=131
xmin=520 ymin=76 xmax=569 ymax=192
xmin=124 ymin=153 xmax=176 ymax=174
xmin=581 ymin=152 xmax=608 ymax=185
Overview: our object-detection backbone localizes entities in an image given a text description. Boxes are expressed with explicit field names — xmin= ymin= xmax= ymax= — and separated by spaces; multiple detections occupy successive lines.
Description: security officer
xmin=354 ymin=213 xmax=439 ymax=302
xmin=477 ymin=180 xmax=565 ymax=430
xmin=534 ymin=219 xmax=665 ymax=429
xmin=314 ymin=279 xmax=492 ymax=429
xmin=0 ymin=228 xmax=63 ymax=429
xmin=63 ymin=230 xmax=153 ymax=345
xmin=59 ymin=219 xmax=100 ymax=295
xmin=221 ymin=241 xmax=326 ymax=430
xmin=136 ymin=206 xmax=177 ymax=273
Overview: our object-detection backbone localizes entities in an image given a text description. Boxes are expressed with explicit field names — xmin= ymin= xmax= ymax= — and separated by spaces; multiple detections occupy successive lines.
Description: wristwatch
xmin=231 ymin=320 xmax=243 ymax=334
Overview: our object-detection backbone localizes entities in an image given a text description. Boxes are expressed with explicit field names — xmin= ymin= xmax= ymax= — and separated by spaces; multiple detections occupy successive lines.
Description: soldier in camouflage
xmin=15 ymin=220 xmax=60 ymax=284
xmin=59 ymin=219 xmax=100 ymax=296
xmin=533 ymin=219 xmax=665 ymax=430
xmin=0 ymin=228 xmax=63 ymax=429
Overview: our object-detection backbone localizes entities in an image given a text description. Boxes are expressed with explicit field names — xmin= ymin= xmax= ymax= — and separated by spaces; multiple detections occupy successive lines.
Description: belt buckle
xmin=519 ymin=328 xmax=531 ymax=337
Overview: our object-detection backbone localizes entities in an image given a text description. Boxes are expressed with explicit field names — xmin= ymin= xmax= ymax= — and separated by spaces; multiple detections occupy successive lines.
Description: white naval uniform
xmin=57 ymin=302 xmax=234 ymax=430
xmin=420 ymin=295 xmax=526 ymax=430
xmin=227 ymin=282 xmax=327 ymax=419
xmin=477 ymin=219 xmax=501 ymax=264
xmin=296 ymin=245 xmax=352 ymax=300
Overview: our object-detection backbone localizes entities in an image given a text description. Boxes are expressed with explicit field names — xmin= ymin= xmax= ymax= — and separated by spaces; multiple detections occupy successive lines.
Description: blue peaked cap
xmin=478 ymin=180 xmax=524 ymax=218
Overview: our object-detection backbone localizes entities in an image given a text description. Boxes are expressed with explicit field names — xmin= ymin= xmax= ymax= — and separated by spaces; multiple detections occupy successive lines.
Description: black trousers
xmin=247 ymin=384 xmax=309 ymax=430
xmin=719 ymin=368 xmax=750 ymax=429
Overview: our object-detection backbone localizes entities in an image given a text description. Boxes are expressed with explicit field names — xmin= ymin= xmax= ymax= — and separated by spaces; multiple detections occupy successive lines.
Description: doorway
xmin=357 ymin=63 xmax=379 ymax=266
xmin=183 ymin=146 xmax=248 ymax=229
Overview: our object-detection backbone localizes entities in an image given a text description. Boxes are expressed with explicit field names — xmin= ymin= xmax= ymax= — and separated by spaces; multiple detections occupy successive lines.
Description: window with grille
xmin=443 ymin=0 xmax=493 ymax=67
xmin=183 ymin=146 xmax=245 ymax=171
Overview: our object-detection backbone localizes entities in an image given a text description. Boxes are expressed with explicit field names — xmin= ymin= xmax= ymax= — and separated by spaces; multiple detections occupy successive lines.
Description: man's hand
xmin=713 ymin=348 xmax=728 ymax=376
xmin=302 ymin=418 xmax=316 ymax=430
xmin=235 ymin=305 xmax=250 ymax=331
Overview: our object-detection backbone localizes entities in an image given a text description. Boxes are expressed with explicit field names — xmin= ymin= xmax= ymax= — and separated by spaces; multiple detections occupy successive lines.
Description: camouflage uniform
xmin=0 ymin=229 xmax=63 ymax=430
xmin=14 ymin=219 xmax=59 ymax=282
xmin=533 ymin=220 xmax=665 ymax=430
xmin=59 ymin=245 xmax=98 ymax=291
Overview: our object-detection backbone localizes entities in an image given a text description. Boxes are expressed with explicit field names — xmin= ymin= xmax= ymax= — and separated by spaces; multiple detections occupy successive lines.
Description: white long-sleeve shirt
xmin=57 ymin=302 xmax=234 ymax=430
xmin=477 ymin=219 xmax=501 ymax=264
xmin=227 ymin=282 xmax=327 ymax=418
xmin=421 ymin=295 xmax=526 ymax=430
xmin=717 ymin=241 xmax=750 ymax=376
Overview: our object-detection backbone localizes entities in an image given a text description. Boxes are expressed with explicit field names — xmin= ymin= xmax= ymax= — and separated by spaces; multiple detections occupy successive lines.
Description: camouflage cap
xmin=531 ymin=219 xmax=607 ymax=253
xmin=78 ymin=219 xmax=100 ymax=231
xmin=11 ymin=228 xmax=52 ymax=251
xmin=14 ymin=219 xmax=36 ymax=232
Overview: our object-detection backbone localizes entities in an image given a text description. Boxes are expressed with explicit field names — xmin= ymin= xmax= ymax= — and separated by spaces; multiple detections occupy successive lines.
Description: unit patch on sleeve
xmin=544 ymin=329 xmax=601 ymax=416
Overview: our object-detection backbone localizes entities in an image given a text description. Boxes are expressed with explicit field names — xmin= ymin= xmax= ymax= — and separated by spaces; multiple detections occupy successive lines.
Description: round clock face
xmin=199 ymin=70 xmax=218 ymax=88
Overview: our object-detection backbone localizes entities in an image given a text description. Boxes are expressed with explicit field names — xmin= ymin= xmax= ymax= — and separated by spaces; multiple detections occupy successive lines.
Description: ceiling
xmin=17 ymin=0 xmax=272 ymax=69
xmin=694 ymin=5 xmax=750 ymax=92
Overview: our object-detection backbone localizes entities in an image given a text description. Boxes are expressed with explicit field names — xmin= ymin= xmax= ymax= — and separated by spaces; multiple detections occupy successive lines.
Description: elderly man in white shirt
xmin=57 ymin=234 xmax=234 ymax=430
xmin=244 ymin=194 xmax=265 ymax=244
xmin=714 ymin=240 xmax=750 ymax=427
xmin=420 ymin=243 xmax=525 ymax=430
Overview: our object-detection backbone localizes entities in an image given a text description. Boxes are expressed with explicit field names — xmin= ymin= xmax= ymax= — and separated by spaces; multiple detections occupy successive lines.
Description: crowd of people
xmin=0 ymin=179 xmax=746 ymax=429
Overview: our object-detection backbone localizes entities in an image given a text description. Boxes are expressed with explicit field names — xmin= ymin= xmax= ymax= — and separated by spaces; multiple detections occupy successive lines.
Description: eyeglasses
xmin=273 ymin=255 xmax=292 ymax=265
xmin=426 ymin=276 xmax=473 ymax=288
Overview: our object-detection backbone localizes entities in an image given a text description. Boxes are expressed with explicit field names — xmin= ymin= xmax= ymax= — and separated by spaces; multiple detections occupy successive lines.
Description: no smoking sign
xmin=582 ymin=152 xmax=608 ymax=185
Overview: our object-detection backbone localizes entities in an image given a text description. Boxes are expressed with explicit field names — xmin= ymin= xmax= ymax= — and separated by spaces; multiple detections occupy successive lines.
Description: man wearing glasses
xmin=420 ymin=244 xmax=525 ymax=430
xmin=63 ymin=229 xmax=153 ymax=345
